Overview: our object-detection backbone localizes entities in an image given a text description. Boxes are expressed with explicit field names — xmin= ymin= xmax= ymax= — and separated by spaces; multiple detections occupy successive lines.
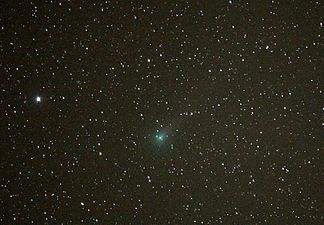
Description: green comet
xmin=156 ymin=135 xmax=163 ymax=141
xmin=156 ymin=134 xmax=164 ymax=141
xmin=155 ymin=131 xmax=167 ymax=143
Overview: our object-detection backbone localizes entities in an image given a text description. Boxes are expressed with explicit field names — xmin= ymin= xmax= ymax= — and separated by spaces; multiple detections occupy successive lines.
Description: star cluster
xmin=1 ymin=0 xmax=322 ymax=224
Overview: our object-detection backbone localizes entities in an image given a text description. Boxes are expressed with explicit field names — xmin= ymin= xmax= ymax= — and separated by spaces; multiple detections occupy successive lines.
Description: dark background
xmin=0 ymin=0 xmax=322 ymax=224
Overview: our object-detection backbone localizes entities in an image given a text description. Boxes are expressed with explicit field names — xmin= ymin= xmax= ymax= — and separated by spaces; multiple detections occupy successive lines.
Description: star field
xmin=1 ymin=0 xmax=323 ymax=224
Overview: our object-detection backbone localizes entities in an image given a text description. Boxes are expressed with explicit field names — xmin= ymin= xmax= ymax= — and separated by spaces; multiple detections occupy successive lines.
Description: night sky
xmin=1 ymin=0 xmax=323 ymax=224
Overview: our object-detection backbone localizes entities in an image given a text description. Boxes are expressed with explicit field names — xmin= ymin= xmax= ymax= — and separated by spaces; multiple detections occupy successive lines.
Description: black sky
xmin=1 ymin=0 xmax=323 ymax=224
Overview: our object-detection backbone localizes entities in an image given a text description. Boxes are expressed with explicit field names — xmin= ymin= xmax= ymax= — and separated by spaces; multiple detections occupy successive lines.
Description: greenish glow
xmin=156 ymin=134 xmax=164 ymax=141
xmin=155 ymin=131 xmax=167 ymax=143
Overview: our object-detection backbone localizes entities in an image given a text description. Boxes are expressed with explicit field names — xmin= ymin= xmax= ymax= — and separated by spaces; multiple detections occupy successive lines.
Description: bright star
xmin=35 ymin=96 xmax=42 ymax=102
